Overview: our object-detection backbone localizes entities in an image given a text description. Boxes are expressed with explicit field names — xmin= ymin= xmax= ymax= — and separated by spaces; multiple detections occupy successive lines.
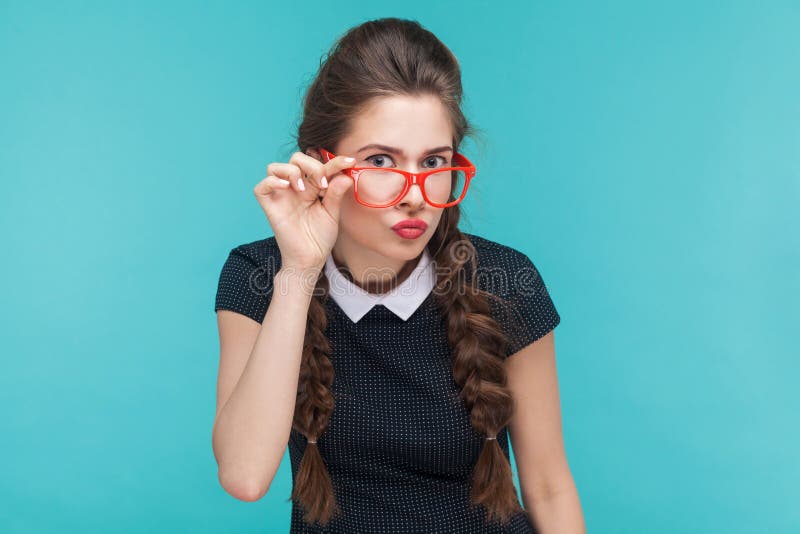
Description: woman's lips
xmin=391 ymin=219 xmax=428 ymax=239
xmin=392 ymin=227 xmax=426 ymax=239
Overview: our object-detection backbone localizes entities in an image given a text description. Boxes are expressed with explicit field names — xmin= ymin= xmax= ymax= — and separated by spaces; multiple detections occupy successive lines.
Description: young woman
xmin=213 ymin=17 xmax=585 ymax=533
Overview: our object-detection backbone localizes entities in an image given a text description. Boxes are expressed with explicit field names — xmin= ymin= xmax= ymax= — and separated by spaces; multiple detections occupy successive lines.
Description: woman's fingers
xmin=261 ymin=152 xmax=356 ymax=201
xmin=322 ymin=155 xmax=357 ymax=184
xmin=254 ymin=175 xmax=292 ymax=197
xmin=266 ymin=162 xmax=305 ymax=193
xmin=289 ymin=152 xmax=331 ymax=191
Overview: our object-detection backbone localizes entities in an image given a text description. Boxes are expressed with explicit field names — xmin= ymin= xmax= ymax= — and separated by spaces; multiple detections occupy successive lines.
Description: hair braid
xmin=289 ymin=272 xmax=342 ymax=525
xmin=430 ymin=213 xmax=524 ymax=526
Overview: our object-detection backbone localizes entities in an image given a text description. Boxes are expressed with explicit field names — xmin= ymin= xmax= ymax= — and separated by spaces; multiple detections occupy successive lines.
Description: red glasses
xmin=318 ymin=147 xmax=477 ymax=208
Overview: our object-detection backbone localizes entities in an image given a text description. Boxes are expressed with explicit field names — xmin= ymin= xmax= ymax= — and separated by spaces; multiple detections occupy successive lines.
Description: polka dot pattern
xmin=214 ymin=232 xmax=561 ymax=533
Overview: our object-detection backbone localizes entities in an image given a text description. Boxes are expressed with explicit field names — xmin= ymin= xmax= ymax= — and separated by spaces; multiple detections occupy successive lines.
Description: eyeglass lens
xmin=357 ymin=168 xmax=467 ymax=206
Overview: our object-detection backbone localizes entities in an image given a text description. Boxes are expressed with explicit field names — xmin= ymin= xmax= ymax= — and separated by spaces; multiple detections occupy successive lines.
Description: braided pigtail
xmin=289 ymin=271 xmax=342 ymax=526
xmin=428 ymin=209 xmax=524 ymax=526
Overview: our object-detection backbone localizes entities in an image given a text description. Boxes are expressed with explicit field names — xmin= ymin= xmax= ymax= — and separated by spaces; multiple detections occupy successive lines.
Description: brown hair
xmin=289 ymin=17 xmax=524 ymax=527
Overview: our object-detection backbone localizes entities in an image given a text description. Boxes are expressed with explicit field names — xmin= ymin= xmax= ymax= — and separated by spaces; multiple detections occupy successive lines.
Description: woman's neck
xmin=331 ymin=248 xmax=422 ymax=295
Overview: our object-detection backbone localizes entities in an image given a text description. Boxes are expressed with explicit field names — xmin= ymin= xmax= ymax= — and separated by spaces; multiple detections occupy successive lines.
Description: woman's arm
xmin=505 ymin=330 xmax=586 ymax=533
xmin=212 ymin=266 xmax=316 ymax=502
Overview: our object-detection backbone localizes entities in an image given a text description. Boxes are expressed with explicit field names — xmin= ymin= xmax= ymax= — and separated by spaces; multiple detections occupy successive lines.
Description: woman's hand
xmin=253 ymin=151 xmax=355 ymax=271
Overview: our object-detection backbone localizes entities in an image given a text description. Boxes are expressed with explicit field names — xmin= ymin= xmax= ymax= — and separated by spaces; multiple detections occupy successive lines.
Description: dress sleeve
xmin=214 ymin=245 xmax=276 ymax=324
xmin=495 ymin=250 xmax=561 ymax=357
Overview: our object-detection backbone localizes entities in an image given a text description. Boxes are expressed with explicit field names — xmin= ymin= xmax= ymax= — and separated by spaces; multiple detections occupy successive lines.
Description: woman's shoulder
xmin=214 ymin=235 xmax=282 ymax=323
xmin=461 ymin=231 xmax=540 ymax=278
xmin=460 ymin=231 xmax=556 ymax=314
xmin=460 ymin=231 xmax=561 ymax=354
xmin=226 ymin=235 xmax=282 ymax=268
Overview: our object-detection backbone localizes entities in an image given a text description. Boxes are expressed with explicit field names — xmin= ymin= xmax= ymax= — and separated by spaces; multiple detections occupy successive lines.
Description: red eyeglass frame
xmin=318 ymin=147 xmax=477 ymax=208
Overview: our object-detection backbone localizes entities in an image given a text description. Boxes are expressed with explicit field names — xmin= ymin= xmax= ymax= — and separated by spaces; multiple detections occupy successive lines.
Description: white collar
xmin=324 ymin=248 xmax=436 ymax=323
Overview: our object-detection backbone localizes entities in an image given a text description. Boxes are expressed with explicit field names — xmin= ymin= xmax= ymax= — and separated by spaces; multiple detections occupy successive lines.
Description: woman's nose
xmin=397 ymin=182 xmax=426 ymax=209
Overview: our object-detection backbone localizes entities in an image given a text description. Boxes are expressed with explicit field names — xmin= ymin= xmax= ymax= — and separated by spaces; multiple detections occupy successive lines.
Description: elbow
xmin=218 ymin=468 xmax=269 ymax=502
xmin=212 ymin=424 xmax=270 ymax=502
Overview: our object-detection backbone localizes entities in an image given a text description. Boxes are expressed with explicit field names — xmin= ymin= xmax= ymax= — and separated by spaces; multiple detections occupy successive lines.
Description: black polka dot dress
xmin=214 ymin=232 xmax=561 ymax=533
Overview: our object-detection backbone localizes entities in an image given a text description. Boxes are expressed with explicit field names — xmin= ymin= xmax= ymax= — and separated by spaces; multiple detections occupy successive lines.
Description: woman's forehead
xmin=344 ymin=95 xmax=453 ymax=155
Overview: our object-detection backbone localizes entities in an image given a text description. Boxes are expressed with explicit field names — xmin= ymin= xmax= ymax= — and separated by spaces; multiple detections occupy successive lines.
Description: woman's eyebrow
xmin=356 ymin=143 xmax=453 ymax=156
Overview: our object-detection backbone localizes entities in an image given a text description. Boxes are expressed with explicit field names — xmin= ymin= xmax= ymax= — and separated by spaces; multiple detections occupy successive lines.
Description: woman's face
xmin=320 ymin=93 xmax=454 ymax=266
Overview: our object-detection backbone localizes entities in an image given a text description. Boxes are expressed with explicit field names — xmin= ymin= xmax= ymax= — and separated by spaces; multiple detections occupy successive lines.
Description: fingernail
xmin=344 ymin=157 xmax=355 ymax=163
xmin=321 ymin=176 xmax=328 ymax=188
xmin=298 ymin=178 xmax=306 ymax=191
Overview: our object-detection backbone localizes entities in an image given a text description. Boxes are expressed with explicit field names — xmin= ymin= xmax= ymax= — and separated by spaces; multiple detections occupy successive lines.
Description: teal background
xmin=1 ymin=0 xmax=798 ymax=532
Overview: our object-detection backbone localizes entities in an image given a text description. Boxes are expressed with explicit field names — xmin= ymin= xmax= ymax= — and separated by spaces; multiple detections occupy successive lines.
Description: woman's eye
xmin=424 ymin=155 xmax=448 ymax=167
xmin=365 ymin=154 xmax=449 ymax=168
xmin=366 ymin=154 xmax=394 ymax=167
